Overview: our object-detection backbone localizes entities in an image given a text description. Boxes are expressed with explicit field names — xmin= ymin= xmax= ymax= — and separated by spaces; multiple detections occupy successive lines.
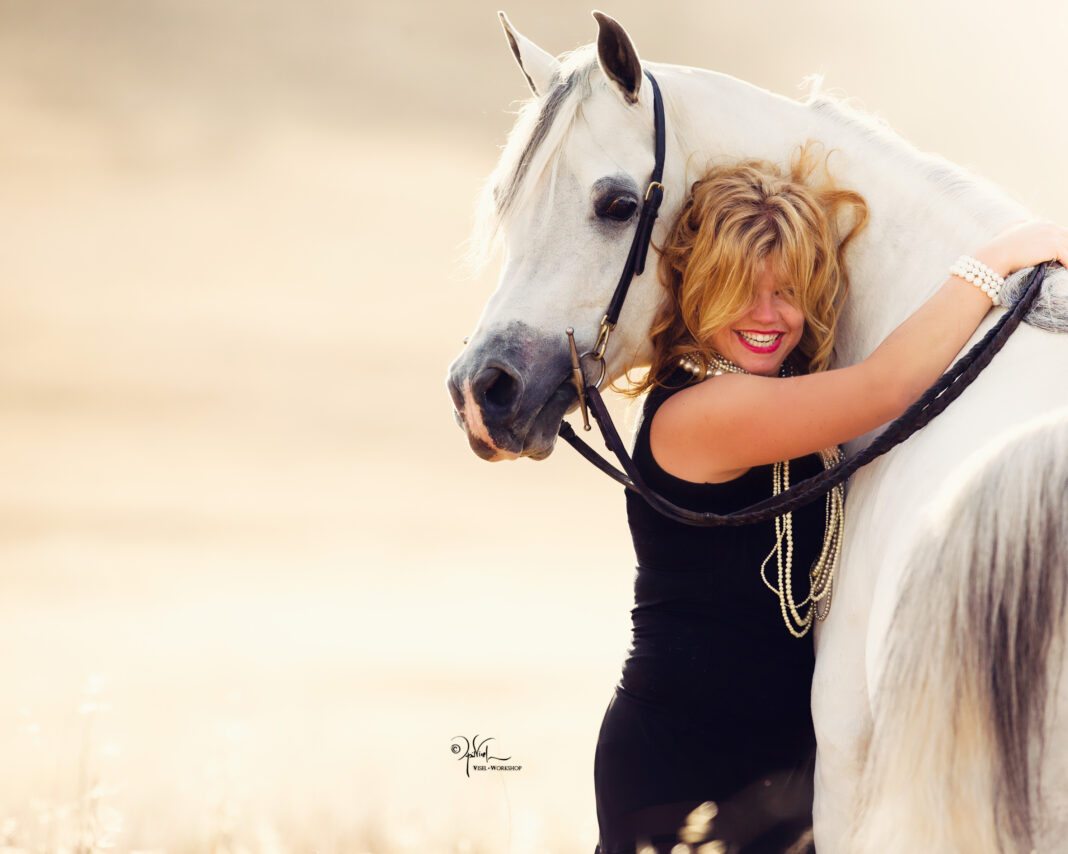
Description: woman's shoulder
xmin=636 ymin=359 xmax=827 ymax=488
xmin=638 ymin=366 xmax=701 ymax=424
xmin=635 ymin=367 xmax=765 ymax=490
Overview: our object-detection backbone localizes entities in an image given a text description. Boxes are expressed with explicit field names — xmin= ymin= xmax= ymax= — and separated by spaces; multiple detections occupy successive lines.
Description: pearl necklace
xmin=678 ymin=351 xmax=843 ymax=637
xmin=678 ymin=351 xmax=749 ymax=377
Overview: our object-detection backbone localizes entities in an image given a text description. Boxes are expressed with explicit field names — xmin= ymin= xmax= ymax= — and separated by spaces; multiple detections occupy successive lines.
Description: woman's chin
xmin=733 ymin=352 xmax=786 ymax=376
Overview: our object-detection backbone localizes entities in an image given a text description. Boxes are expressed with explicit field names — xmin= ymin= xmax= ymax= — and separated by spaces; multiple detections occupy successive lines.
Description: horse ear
xmin=499 ymin=11 xmax=560 ymax=96
xmin=592 ymin=10 xmax=641 ymax=105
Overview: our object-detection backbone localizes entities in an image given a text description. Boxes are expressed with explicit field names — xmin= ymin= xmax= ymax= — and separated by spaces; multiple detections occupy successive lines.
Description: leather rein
xmin=557 ymin=69 xmax=1050 ymax=527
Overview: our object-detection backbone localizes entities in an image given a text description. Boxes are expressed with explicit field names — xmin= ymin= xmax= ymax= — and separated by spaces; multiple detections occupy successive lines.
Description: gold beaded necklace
xmin=677 ymin=351 xmax=843 ymax=637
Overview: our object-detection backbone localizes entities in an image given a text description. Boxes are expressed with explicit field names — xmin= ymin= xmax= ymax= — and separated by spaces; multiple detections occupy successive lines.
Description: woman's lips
xmin=734 ymin=329 xmax=784 ymax=354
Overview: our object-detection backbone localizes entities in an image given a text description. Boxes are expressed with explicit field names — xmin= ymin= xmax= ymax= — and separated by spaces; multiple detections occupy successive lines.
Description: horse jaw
xmin=498 ymin=11 xmax=560 ymax=96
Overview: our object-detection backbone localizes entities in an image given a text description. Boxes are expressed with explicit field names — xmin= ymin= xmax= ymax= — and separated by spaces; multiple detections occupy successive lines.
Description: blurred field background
xmin=0 ymin=0 xmax=1064 ymax=851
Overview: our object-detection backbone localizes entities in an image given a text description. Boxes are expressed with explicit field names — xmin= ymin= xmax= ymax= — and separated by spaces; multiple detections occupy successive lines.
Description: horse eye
xmin=598 ymin=197 xmax=638 ymax=222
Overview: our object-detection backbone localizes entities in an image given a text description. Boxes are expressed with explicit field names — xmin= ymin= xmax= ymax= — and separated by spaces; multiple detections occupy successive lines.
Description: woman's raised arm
xmin=651 ymin=220 xmax=1068 ymax=483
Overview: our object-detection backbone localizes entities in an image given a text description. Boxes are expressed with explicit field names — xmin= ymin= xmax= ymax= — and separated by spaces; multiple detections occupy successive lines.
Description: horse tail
xmin=851 ymin=410 xmax=1068 ymax=854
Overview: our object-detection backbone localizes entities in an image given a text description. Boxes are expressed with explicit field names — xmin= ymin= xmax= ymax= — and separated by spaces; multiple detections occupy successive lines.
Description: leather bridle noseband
xmin=557 ymin=68 xmax=1050 ymax=527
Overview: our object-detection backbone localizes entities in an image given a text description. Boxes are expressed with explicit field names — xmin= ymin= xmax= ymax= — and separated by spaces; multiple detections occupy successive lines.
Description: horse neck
xmin=651 ymin=63 xmax=1029 ymax=366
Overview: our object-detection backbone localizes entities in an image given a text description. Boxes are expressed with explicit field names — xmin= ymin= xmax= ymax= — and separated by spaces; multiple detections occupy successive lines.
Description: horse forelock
xmin=467 ymin=47 xmax=598 ymax=271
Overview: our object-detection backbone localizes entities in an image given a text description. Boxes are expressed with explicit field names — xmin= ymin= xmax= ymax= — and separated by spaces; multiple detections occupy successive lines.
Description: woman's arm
xmin=651 ymin=220 xmax=1068 ymax=483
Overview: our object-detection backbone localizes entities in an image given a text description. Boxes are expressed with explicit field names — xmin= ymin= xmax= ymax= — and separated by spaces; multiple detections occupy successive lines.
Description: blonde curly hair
xmin=627 ymin=140 xmax=869 ymax=395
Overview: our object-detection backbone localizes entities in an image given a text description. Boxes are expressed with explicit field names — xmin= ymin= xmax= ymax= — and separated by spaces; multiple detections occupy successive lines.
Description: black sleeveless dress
xmin=593 ymin=368 xmax=825 ymax=854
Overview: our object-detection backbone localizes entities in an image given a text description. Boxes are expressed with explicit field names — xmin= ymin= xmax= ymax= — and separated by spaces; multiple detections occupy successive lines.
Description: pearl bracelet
xmin=949 ymin=255 xmax=1005 ymax=306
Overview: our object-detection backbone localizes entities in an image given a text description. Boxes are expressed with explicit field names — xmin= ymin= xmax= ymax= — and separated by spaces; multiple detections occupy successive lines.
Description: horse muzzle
xmin=447 ymin=322 xmax=575 ymax=461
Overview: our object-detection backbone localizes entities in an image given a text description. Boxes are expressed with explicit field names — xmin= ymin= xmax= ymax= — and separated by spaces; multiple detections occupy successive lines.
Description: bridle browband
xmin=558 ymin=68 xmax=1050 ymax=527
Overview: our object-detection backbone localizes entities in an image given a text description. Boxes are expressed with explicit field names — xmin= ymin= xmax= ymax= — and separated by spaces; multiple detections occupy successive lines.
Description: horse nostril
xmin=474 ymin=366 xmax=521 ymax=417
xmin=484 ymin=371 xmax=517 ymax=408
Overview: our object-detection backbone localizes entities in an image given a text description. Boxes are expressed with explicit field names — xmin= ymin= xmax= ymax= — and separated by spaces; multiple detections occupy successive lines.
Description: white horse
xmin=446 ymin=12 xmax=1068 ymax=852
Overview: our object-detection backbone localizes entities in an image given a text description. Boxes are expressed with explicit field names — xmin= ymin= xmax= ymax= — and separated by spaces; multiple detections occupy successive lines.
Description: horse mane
xmin=465 ymin=46 xmax=598 ymax=273
xmin=797 ymin=75 xmax=1021 ymax=220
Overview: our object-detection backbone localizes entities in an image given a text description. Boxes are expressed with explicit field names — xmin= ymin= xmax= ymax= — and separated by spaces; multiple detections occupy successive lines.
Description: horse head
xmin=447 ymin=12 xmax=672 ymax=461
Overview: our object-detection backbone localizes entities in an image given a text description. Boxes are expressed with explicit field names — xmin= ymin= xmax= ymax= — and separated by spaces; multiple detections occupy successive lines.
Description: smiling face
xmin=632 ymin=146 xmax=870 ymax=398
xmin=708 ymin=256 xmax=805 ymax=376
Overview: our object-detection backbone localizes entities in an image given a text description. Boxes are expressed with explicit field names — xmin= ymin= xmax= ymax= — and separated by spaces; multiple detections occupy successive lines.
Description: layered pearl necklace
xmin=678 ymin=351 xmax=843 ymax=637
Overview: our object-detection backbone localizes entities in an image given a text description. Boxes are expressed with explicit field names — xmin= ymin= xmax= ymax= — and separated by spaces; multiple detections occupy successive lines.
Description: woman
xmin=592 ymin=141 xmax=1068 ymax=854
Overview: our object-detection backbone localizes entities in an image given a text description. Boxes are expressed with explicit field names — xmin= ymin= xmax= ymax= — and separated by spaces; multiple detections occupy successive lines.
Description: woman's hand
xmin=973 ymin=220 xmax=1068 ymax=279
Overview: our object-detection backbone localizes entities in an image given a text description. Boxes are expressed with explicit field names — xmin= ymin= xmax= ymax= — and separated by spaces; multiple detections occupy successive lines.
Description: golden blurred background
xmin=0 ymin=0 xmax=1064 ymax=851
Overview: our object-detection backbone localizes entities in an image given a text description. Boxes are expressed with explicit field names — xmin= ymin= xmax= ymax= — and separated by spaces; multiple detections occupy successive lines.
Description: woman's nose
xmin=750 ymin=292 xmax=778 ymax=323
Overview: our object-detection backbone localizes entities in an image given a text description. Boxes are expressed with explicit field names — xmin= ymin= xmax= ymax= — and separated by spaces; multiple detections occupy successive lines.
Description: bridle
xmin=558 ymin=68 xmax=1050 ymax=527
xmin=564 ymin=70 xmax=666 ymax=414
